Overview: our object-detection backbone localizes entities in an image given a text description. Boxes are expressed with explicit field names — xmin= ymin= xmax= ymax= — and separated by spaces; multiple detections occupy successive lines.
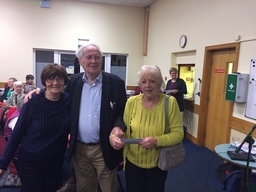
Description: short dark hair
xmin=25 ymin=74 xmax=34 ymax=80
xmin=41 ymin=63 xmax=69 ymax=86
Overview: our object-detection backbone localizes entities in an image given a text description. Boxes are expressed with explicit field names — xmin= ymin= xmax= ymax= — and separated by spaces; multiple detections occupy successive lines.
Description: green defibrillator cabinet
xmin=225 ymin=73 xmax=249 ymax=103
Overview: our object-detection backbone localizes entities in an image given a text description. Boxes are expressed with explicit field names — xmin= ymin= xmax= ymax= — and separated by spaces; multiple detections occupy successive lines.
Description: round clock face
xmin=179 ymin=35 xmax=187 ymax=48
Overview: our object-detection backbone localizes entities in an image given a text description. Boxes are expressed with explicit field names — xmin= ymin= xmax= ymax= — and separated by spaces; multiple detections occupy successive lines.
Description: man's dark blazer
xmin=65 ymin=71 xmax=127 ymax=170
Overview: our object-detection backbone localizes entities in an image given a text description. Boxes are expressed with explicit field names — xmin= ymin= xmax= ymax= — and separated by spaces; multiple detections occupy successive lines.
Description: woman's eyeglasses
xmin=46 ymin=77 xmax=64 ymax=83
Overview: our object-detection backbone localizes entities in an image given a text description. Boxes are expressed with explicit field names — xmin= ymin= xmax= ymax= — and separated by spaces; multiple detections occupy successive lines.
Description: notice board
xmin=245 ymin=59 xmax=256 ymax=120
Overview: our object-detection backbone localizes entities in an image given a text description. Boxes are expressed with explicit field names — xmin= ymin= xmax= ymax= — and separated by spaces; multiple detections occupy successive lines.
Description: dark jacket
xmin=166 ymin=78 xmax=187 ymax=111
xmin=0 ymin=87 xmax=10 ymax=102
xmin=65 ymin=71 xmax=127 ymax=170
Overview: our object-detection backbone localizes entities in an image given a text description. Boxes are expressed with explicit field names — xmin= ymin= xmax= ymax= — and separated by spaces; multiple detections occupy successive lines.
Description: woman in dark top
xmin=0 ymin=64 xmax=70 ymax=192
xmin=166 ymin=67 xmax=187 ymax=112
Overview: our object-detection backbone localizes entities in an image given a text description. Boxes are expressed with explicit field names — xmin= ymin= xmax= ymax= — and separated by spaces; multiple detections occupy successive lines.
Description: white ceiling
xmin=76 ymin=0 xmax=155 ymax=7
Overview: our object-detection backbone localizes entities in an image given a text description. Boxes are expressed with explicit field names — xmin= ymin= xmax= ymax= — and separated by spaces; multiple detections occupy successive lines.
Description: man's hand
xmin=111 ymin=127 xmax=124 ymax=138
xmin=24 ymin=88 xmax=41 ymax=103
xmin=109 ymin=127 xmax=125 ymax=150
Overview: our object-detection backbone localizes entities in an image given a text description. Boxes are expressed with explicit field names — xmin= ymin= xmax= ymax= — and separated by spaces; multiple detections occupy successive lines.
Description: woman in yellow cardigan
xmin=110 ymin=65 xmax=184 ymax=192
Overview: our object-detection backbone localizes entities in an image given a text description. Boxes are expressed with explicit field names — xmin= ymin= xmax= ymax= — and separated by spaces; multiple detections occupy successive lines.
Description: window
xmin=34 ymin=49 xmax=128 ymax=88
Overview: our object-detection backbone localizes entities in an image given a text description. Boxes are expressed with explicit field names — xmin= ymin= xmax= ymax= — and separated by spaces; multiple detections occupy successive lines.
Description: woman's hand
xmin=171 ymin=89 xmax=178 ymax=94
xmin=24 ymin=88 xmax=41 ymax=103
xmin=139 ymin=137 xmax=157 ymax=150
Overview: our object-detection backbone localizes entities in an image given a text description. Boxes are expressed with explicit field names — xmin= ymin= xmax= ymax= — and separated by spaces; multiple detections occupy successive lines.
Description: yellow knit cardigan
xmin=123 ymin=93 xmax=184 ymax=169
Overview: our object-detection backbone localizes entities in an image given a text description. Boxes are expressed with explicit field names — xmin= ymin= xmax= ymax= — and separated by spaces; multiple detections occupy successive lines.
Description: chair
xmin=0 ymin=131 xmax=21 ymax=188
xmin=134 ymin=86 xmax=142 ymax=95
xmin=5 ymin=107 xmax=16 ymax=123
xmin=0 ymin=107 xmax=21 ymax=188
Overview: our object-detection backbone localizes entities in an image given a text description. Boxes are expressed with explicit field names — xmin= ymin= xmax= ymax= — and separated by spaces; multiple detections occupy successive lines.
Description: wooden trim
xmin=230 ymin=116 xmax=256 ymax=137
xmin=183 ymin=98 xmax=199 ymax=115
xmin=0 ymin=82 xmax=6 ymax=89
xmin=185 ymin=104 xmax=256 ymax=146
xmin=0 ymin=82 xmax=26 ymax=89
xmin=142 ymin=6 xmax=149 ymax=56
xmin=185 ymin=132 xmax=199 ymax=145
xmin=185 ymin=102 xmax=200 ymax=144
xmin=126 ymin=86 xmax=137 ymax=91
xmin=193 ymin=104 xmax=200 ymax=115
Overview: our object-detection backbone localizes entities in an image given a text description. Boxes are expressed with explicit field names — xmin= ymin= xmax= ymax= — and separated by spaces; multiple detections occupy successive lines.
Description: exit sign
xmin=214 ymin=69 xmax=225 ymax=73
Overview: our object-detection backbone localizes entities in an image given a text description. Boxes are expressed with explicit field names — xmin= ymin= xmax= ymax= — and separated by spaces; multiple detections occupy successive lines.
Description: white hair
xmin=75 ymin=44 xmax=102 ymax=59
xmin=13 ymin=81 xmax=23 ymax=87
xmin=137 ymin=65 xmax=163 ymax=89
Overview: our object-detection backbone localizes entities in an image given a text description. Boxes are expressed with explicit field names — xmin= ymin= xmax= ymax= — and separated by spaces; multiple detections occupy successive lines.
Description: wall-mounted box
xmin=225 ymin=73 xmax=249 ymax=103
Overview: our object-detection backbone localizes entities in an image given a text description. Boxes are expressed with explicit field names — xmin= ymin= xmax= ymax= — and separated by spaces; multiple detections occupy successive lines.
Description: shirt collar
xmin=82 ymin=71 xmax=103 ymax=84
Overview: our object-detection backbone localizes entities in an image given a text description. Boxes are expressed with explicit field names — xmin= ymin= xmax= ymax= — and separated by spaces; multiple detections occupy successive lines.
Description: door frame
xmin=197 ymin=42 xmax=240 ymax=146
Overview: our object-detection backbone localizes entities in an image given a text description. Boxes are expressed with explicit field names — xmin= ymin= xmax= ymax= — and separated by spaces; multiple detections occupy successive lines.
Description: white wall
xmin=146 ymin=0 xmax=256 ymax=103
xmin=0 ymin=0 xmax=145 ymax=85
xmin=145 ymin=0 xmax=256 ymax=137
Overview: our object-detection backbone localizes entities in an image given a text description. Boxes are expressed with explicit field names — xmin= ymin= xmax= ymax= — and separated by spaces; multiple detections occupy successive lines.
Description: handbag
xmin=158 ymin=96 xmax=185 ymax=171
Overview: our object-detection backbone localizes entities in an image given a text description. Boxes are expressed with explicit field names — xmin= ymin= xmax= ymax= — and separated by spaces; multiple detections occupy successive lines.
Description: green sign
xmin=225 ymin=74 xmax=237 ymax=101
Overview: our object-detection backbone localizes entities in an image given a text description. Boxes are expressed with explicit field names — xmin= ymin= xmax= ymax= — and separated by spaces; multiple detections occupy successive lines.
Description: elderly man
xmin=65 ymin=44 xmax=127 ymax=192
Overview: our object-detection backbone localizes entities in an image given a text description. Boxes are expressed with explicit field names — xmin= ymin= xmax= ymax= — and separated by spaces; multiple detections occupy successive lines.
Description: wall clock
xmin=179 ymin=35 xmax=187 ymax=48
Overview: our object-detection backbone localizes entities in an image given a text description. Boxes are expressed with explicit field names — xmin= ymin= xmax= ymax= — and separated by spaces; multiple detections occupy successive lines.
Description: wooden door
xmin=197 ymin=43 xmax=240 ymax=150
xmin=204 ymin=50 xmax=236 ymax=150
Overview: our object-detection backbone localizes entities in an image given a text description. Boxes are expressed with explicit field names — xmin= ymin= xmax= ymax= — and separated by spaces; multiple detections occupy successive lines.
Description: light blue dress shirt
xmin=77 ymin=72 xmax=102 ymax=143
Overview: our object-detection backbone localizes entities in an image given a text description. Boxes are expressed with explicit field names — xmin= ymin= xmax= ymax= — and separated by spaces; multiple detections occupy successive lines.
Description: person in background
xmin=0 ymin=63 xmax=70 ymax=192
xmin=165 ymin=67 xmax=187 ymax=112
xmin=5 ymin=82 xmax=37 ymax=124
xmin=24 ymin=74 xmax=37 ymax=93
xmin=6 ymin=81 xmax=25 ymax=107
xmin=64 ymin=44 xmax=127 ymax=192
xmin=5 ymin=81 xmax=26 ymax=125
xmin=4 ymin=83 xmax=37 ymax=138
xmin=109 ymin=65 xmax=184 ymax=192
xmin=24 ymin=84 xmax=37 ymax=94
xmin=24 ymin=74 xmax=35 ymax=86
xmin=0 ymin=77 xmax=17 ymax=103
xmin=4 ymin=95 xmax=25 ymax=138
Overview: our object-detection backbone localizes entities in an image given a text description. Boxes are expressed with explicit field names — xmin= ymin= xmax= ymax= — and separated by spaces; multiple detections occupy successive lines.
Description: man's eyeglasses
xmin=46 ymin=77 xmax=64 ymax=83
